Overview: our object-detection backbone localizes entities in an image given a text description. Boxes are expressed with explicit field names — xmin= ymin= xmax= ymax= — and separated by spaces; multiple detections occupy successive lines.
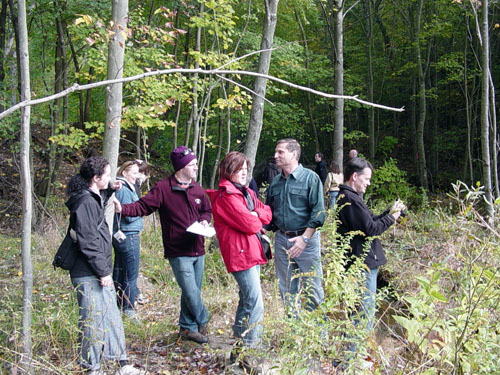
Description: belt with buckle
xmin=279 ymin=229 xmax=305 ymax=237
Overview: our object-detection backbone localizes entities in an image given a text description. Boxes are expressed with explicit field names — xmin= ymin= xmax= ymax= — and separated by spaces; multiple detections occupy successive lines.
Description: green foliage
xmin=366 ymin=158 xmax=424 ymax=208
xmin=386 ymin=182 xmax=500 ymax=374
xmin=49 ymin=121 xmax=104 ymax=149
xmin=377 ymin=136 xmax=398 ymax=159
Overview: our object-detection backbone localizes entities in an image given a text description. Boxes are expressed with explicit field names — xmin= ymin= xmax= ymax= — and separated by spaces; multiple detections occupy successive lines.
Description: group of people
xmin=64 ymin=139 xmax=404 ymax=374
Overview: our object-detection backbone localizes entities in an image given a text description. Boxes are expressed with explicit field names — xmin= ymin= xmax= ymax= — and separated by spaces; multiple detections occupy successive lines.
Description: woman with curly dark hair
xmin=65 ymin=156 xmax=145 ymax=375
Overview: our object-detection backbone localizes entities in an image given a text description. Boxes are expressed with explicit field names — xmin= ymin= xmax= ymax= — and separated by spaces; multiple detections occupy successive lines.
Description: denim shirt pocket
xmin=289 ymin=187 xmax=308 ymax=206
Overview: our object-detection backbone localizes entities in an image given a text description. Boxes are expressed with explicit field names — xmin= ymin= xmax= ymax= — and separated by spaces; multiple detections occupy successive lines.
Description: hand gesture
xmin=113 ymin=197 xmax=122 ymax=213
xmin=109 ymin=180 xmax=123 ymax=190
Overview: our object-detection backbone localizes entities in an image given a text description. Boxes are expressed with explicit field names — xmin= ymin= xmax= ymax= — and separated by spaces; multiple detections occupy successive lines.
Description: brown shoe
xmin=179 ymin=328 xmax=208 ymax=344
xmin=198 ymin=324 xmax=208 ymax=336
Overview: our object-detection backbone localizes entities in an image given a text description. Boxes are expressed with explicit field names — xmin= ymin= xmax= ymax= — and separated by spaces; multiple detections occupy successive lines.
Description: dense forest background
xmin=1 ymin=0 xmax=499 ymax=202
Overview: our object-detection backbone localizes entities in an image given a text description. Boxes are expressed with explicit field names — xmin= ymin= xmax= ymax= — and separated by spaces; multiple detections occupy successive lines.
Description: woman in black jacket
xmin=66 ymin=156 xmax=145 ymax=375
xmin=337 ymin=158 xmax=404 ymax=331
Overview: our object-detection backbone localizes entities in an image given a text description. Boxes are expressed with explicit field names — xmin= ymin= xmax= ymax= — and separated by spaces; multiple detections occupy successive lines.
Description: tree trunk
xmin=243 ymin=0 xmax=279 ymax=178
xmin=0 ymin=0 xmax=7 ymax=112
xmin=103 ymin=0 xmax=129 ymax=176
xmin=103 ymin=0 xmax=128 ymax=234
xmin=363 ymin=0 xmax=375 ymax=160
xmin=210 ymin=113 xmax=224 ymax=189
xmin=41 ymin=9 xmax=68 ymax=225
xmin=84 ymin=67 xmax=94 ymax=123
xmin=332 ymin=0 xmax=344 ymax=169
xmin=18 ymin=0 xmax=33 ymax=371
xmin=489 ymin=72 xmax=498 ymax=197
xmin=479 ymin=0 xmax=493 ymax=216
xmin=8 ymin=0 xmax=20 ymax=100
xmin=189 ymin=3 xmax=203 ymax=154
xmin=414 ymin=0 xmax=428 ymax=189
xmin=295 ymin=8 xmax=319 ymax=153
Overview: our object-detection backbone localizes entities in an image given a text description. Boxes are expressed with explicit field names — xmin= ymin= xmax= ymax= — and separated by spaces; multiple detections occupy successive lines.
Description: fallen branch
xmin=0 ymin=68 xmax=404 ymax=120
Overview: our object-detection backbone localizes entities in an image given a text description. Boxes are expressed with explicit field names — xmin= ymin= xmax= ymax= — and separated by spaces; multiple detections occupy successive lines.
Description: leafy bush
xmin=366 ymin=157 xmax=425 ymax=208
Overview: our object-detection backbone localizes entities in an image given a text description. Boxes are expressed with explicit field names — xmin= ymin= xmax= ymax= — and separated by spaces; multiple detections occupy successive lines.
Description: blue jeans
xmin=112 ymin=233 xmax=140 ymax=311
xmin=71 ymin=276 xmax=127 ymax=371
xmin=232 ymin=265 xmax=264 ymax=347
xmin=359 ymin=267 xmax=378 ymax=332
xmin=347 ymin=267 xmax=379 ymax=357
xmin=168 ymin=256 xmax=210 ymax=332
xmin=327 ymin=191 xmax=339 ymax=209
xmin=274 ymin=231 xmax=324 ymax=316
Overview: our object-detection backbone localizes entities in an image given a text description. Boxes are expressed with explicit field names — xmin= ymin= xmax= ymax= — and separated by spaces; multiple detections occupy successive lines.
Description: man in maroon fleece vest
xmin=115 ymin=146 xmax=212 ymax=344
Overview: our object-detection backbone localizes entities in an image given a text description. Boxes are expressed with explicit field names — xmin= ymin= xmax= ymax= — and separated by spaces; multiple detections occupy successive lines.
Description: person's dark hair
xmin=136 ymin=160 xmax=150 ymax=176
xmin=277 ymin=138 xmax=301 ymax=161
xmin=329 ymin=161 xmax=341 ymax=174
xmin=344 ymin=157 xmax=373 ymax=181
xmin=66 ymin=156 xmax=109 ymax=196
xmin=219 ymin=151 xmax=250 ymax=181
xmin=315 ymin=152 xmax=324 ymax=160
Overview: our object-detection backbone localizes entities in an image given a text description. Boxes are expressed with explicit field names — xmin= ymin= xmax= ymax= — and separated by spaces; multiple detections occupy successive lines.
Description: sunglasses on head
xmin=181 ymin=148 xmax=193 ymax=157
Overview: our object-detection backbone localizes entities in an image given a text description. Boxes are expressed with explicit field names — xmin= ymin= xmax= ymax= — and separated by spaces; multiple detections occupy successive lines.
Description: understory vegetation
xmin=1 ymin=179 xmax=499 ymax=374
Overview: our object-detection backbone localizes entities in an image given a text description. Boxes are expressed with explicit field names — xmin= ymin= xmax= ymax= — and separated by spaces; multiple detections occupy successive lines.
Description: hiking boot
xmin=198 ymin=324 xmax=208 ymax=336
xmin=114 ymin=364 xmax=146 ymax=375
xmin=179 ymin=328 xmax=208 ymax=344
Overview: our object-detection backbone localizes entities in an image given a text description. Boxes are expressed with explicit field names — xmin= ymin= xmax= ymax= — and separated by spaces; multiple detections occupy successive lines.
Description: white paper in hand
xmin=186 ymin=221 xmax=216 ymax=237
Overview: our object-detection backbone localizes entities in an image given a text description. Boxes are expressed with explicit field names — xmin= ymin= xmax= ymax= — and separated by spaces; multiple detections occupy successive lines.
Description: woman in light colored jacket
xmin=324 ymin=161 xmax=343 ymax=209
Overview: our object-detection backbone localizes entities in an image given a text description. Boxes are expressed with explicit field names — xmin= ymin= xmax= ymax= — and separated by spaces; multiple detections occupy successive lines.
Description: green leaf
xmin=429 ymin=290 xmax=447 ymax=302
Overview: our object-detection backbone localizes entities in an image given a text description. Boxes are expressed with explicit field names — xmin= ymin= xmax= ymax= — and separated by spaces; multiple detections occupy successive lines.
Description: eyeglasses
xmin=181 ymin=148 xmax=193 ymax=157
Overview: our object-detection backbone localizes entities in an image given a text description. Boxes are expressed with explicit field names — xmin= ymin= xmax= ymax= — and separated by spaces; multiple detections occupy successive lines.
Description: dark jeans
xmin=112 ymin=233 xmax=140 ymax=311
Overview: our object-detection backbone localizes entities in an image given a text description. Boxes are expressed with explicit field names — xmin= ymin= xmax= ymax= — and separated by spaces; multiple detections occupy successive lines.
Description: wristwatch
xmin=302 ymin=235 xmax=310 ymax=243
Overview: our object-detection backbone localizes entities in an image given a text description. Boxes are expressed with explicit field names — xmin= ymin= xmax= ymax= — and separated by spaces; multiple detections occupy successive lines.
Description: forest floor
xmin=0 ymin=216 xmax=411 ymax=375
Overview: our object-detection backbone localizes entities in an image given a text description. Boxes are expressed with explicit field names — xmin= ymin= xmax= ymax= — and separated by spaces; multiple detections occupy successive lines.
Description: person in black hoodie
xmin=66 ymin=156 xmax=145 ymax=375
xmin=337 ymin=157 xmax=405 ymax=332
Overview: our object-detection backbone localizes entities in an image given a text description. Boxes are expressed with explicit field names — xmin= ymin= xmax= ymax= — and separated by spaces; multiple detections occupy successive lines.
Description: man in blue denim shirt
xmin=264 ymin=138 xmax=326 ymax=315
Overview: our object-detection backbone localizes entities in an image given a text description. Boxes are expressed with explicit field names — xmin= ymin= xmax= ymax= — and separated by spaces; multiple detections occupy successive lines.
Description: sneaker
xmin=179 ymin=328 xmax=208 ymax=344
xmin=135 ymin=294 xmax=149 ymax=305
xmin=114 ymin=364 xmax=146 ymax=375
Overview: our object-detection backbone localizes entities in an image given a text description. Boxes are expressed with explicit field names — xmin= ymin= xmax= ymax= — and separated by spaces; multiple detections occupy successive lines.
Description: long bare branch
xmin=0 ymin=68 xmax=404 ymax=120
xmin=215 ymin=74 xmax=275 ymax=106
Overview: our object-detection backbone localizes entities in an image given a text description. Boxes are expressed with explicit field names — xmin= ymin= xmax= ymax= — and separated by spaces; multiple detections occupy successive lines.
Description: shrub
xmin=366 ymin=158 xmax=425 ymax=209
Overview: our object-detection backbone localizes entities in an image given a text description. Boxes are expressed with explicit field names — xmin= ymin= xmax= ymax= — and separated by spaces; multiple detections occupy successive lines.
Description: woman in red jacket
xmin=207 ymin=152 xmax=272 ymax=364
